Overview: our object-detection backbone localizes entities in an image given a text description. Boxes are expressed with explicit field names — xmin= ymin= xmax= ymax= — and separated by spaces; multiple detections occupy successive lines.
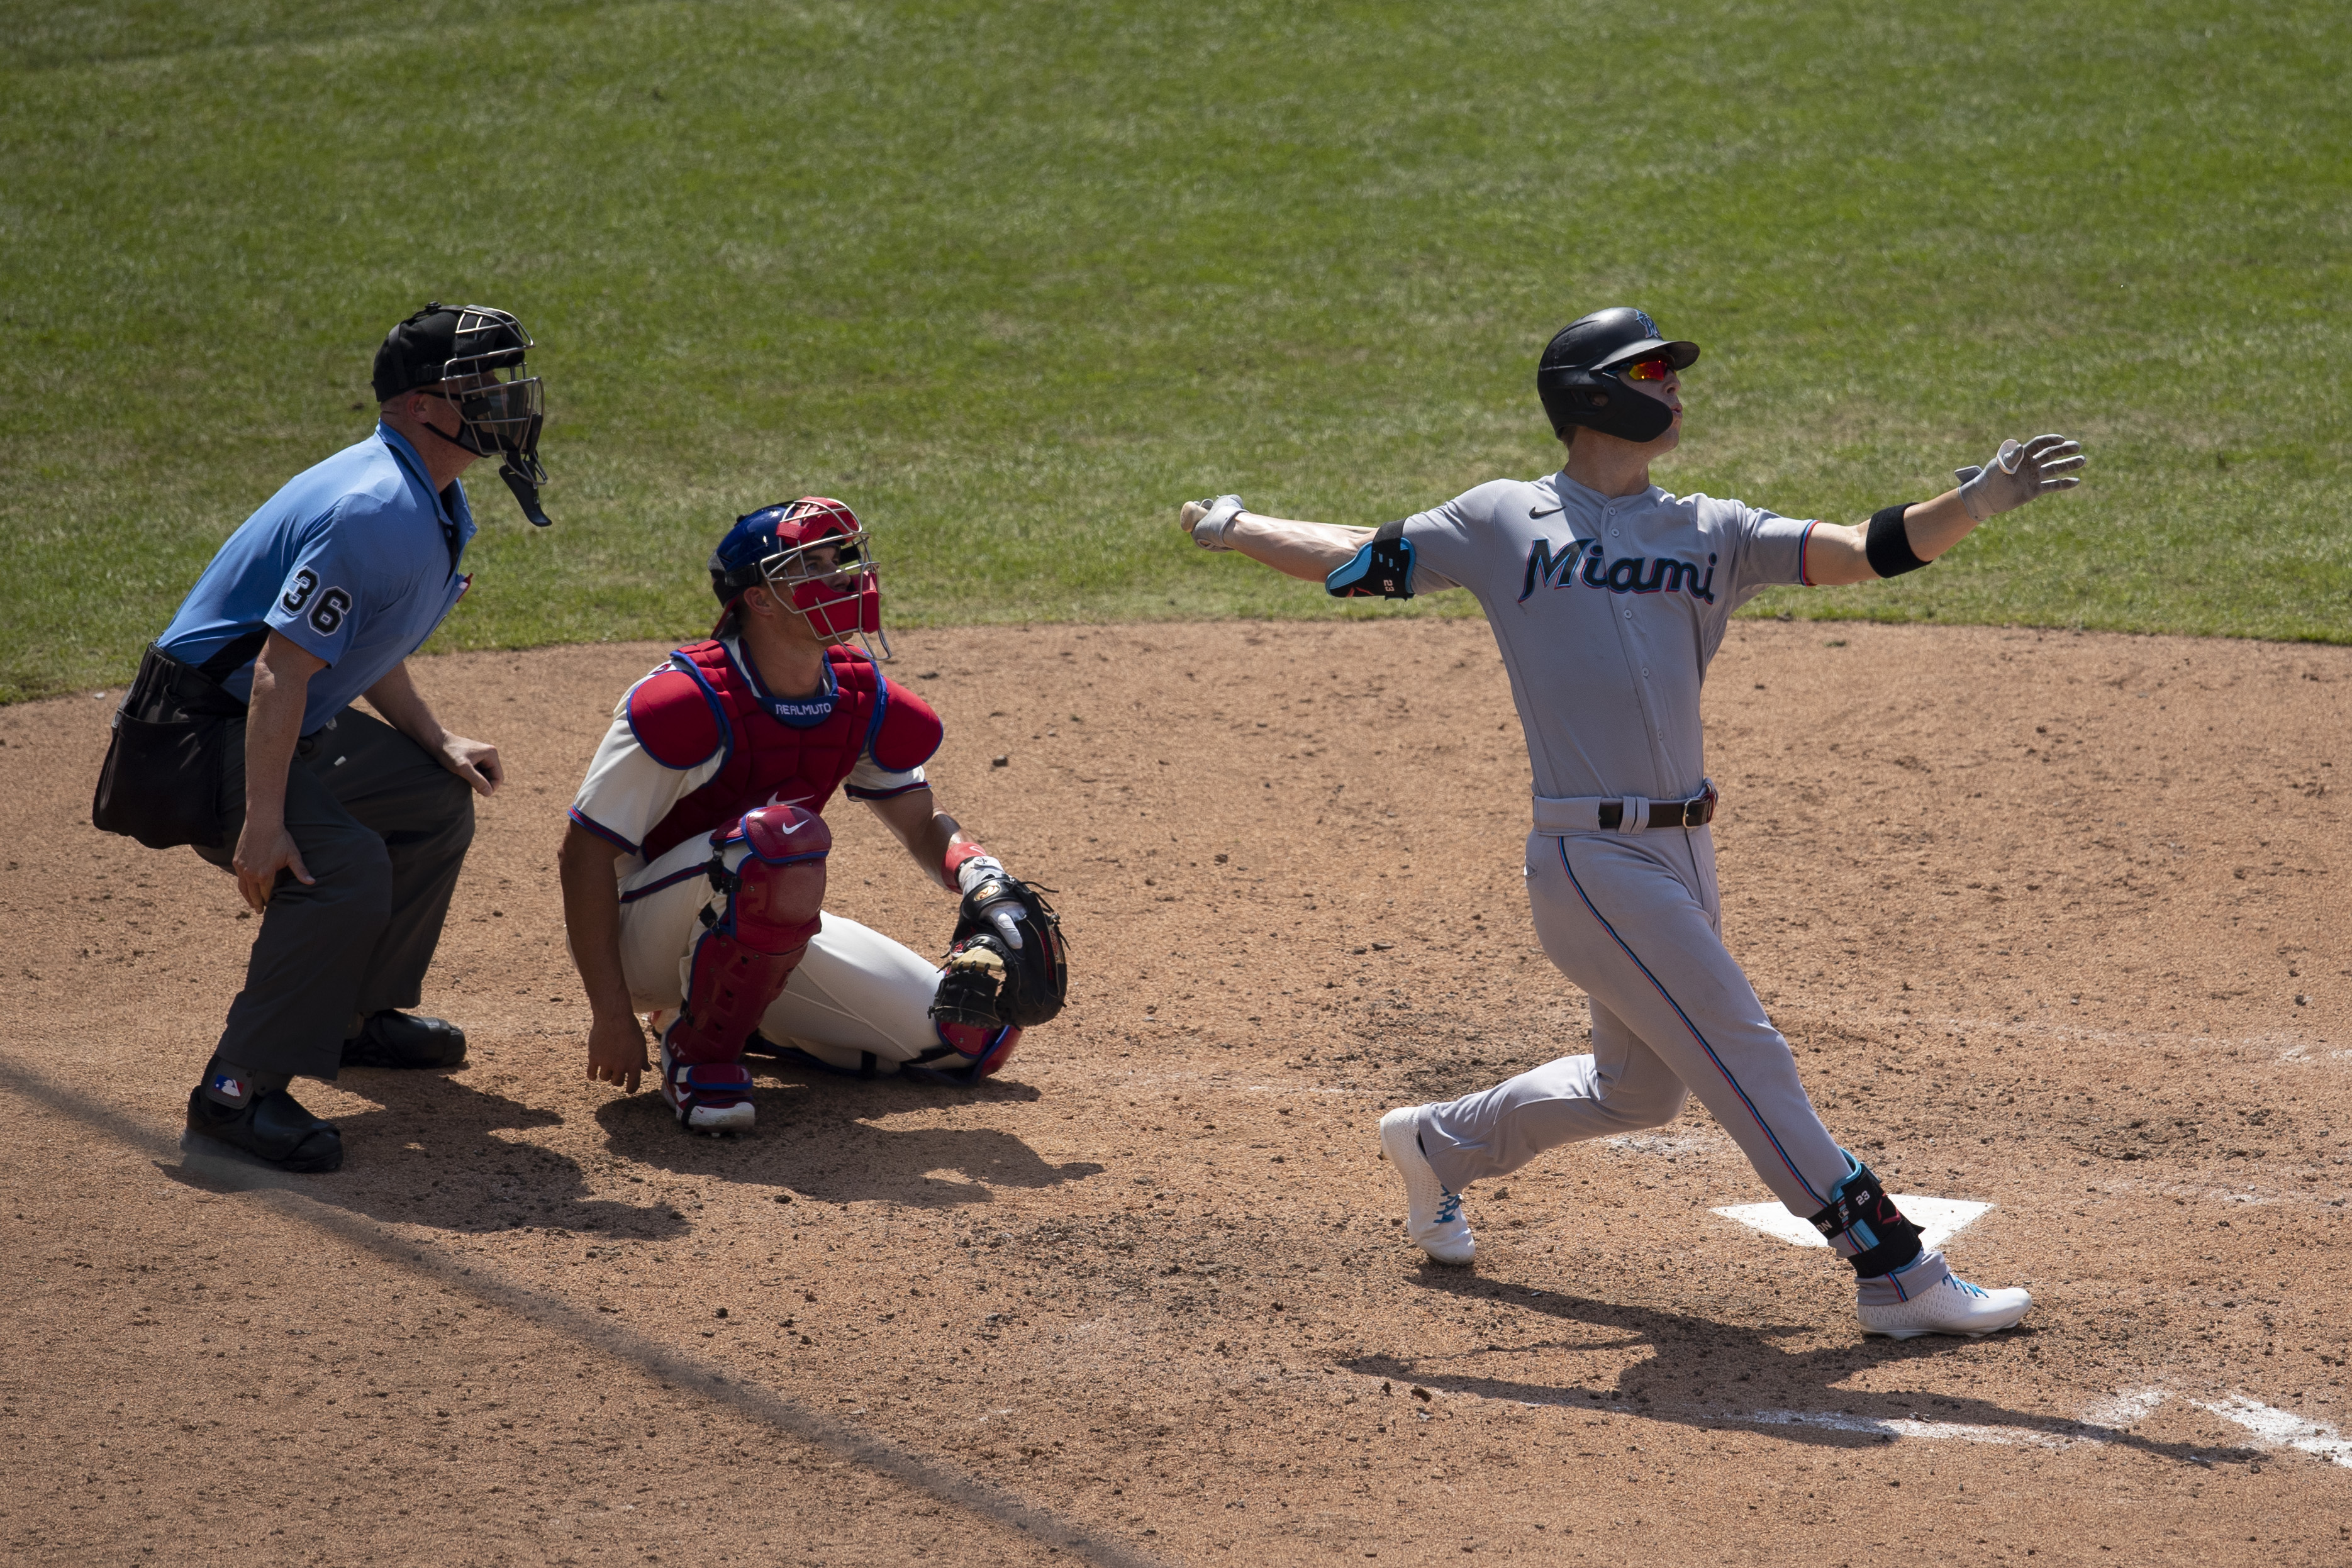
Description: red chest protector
xmin=631 ymin=641 xmax=940 ymax=862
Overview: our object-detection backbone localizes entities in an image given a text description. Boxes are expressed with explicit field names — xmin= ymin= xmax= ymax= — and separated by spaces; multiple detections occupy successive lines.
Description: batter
xmin=1180 ymin=306 xmax=2082 ymax=1338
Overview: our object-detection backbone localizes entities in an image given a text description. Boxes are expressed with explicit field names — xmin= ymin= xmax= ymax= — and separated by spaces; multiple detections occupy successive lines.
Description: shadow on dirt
xmin=1347 ymin=1268 xmax=2241 ymax=1469
xmin=163 ymin=1067 xmax=689 ymax=1239
xmin=591 ymin=1068 xmax=1103 ymax=1208
xmin=160 ymin=1063 xmax=1103 ymax=1227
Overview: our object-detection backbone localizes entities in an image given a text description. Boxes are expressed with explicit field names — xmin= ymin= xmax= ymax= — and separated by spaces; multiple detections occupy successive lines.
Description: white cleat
xmin=1857 ymin=1256 xmax=2030 ymax=1340
xmin=1379 ymin=1106 xmax=1474 ymax=1266
xmin=659 ymin=1033 xmax=757 ymax=1135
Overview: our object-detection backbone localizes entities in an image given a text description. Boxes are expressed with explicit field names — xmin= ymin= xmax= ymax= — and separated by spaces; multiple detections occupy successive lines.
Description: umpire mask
xmin=374 ymin=302 xmax=553 ymax=526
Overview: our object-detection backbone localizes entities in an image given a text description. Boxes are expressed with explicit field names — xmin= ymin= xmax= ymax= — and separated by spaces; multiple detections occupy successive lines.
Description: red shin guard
xmin=668 ymin=805 xmax=830 ymax=1066
xmin=934 ymin=1020 xmax=1022 ymax=1077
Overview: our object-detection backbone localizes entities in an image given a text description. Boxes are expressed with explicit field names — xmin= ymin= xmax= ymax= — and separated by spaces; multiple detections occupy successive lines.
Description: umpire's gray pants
xmin=1412 ymin=828 xmax=1850 ymax=1218
xmin=195 ymin=706 xmax=474 ymax=1081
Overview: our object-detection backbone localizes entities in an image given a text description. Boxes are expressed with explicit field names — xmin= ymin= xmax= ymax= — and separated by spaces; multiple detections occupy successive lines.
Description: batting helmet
xmin=1534 ymin=307 xmax=1699 ymax=444
xmin=708 ymin=498 xmax=891 ymax=662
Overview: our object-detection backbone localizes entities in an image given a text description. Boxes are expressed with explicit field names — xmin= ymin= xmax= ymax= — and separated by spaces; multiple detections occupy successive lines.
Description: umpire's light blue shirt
xmin=159 ymin=423 xmax=477 ymax=734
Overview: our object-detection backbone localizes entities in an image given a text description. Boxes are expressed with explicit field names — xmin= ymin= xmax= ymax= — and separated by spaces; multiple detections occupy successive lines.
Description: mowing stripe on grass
xmin=6 ymin=0 xmax=2348 ymax=704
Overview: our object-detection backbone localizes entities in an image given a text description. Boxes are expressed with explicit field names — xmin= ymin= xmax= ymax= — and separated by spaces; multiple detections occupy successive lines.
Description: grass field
xmin=3 ymin=0 xmax=2347 ymax=703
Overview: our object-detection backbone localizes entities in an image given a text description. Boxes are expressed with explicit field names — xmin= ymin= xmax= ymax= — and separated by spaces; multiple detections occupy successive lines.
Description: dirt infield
xmin=4 ymin=619 xmax=2349 ymax=1567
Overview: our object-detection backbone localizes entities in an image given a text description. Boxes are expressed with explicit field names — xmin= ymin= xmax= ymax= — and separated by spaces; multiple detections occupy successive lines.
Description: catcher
xmin=557 ymin=498 xmax=1066 ymax=1133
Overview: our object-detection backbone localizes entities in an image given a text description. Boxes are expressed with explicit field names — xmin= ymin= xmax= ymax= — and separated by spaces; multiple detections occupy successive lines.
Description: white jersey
xmin=1399 ymin=470 xmax=1817 ymax=802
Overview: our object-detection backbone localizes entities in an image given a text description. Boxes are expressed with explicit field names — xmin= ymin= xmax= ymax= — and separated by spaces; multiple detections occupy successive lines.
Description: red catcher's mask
xmin=752 ymin=498 xmax=889 ymax=661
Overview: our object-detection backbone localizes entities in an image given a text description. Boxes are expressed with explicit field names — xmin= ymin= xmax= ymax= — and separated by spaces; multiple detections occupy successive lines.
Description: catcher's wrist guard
xmin=930 ymin=876 xmax=1067 ymax=1031
xmin=942 ymin=838 xmax=993 ymax=891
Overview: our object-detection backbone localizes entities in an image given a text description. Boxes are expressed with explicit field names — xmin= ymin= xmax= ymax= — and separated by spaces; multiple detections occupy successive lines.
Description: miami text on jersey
xmin=1518 ymin=537 xmax=1719 ymax=604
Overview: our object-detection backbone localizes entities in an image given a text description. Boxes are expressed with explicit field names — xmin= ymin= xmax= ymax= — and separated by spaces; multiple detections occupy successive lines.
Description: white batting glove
xmin=954 ymin=855 xmax=1023 ymax=950
xmin=1181 ymin=494 xmax=1246 ymax=550
xmin=1955 ymin=434 xmax=2086 ymax=522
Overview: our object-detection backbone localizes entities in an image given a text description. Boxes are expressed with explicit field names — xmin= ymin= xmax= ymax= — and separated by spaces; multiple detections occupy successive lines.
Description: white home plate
xmin=1712 ymin=1196 xmax=1992 ymax=1252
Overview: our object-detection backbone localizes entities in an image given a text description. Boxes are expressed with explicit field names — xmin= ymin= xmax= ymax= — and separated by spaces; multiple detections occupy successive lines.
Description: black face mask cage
xmin=430 ymin=306 xmax=552 ymax=525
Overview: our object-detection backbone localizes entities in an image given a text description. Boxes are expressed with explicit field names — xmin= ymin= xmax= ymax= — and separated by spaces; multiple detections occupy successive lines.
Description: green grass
xmin=4 ymin=0 xmax=2347 ymax=702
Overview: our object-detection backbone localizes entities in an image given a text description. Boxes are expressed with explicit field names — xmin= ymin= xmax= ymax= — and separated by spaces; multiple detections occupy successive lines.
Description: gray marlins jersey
xmin=1400 ymin=470 xmax=1817 ymax=803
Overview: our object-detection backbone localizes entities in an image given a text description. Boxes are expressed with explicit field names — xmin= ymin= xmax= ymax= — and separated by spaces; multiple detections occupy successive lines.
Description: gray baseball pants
xmin=1412 ymin=826 xmax=1849 ymax=1217
xmin=196 ymin=706 xmax=474 ymax=1081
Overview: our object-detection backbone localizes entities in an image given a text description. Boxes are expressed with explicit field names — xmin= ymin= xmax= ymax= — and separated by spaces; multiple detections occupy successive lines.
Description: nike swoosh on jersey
xmin=1529 ymin=505 xmax=1562 ymax=518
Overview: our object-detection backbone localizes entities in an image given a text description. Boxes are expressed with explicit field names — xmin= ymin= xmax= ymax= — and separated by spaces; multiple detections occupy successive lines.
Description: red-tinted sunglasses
xmin=1615 ymin=355 xmax=1676 ymax=383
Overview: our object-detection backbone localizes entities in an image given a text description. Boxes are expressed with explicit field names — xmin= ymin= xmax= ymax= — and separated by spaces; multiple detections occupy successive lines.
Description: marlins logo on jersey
xmin=1519 ymin=537 xmax=1717 ymax=604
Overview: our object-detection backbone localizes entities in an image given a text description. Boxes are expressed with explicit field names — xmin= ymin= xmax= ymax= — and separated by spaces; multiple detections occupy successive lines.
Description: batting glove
xmin=1955 ymin=434 xmax=2085 ymax=522
xmin=954 ymin=854 xmax=1025 ymax=950
xmin=1183 ymin=494 xmax=1247 ymax=550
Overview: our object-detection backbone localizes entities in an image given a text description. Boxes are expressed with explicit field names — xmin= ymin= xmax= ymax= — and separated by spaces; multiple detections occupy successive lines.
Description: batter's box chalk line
xmin=1739 ymin=1391 xmax=2352 ymax=1469
xmin=1743 ymin=1409 xmax=2077 ymax=1449
xmin=2076 ymin=1388 xmax=2352 ymax=1469
xmin=1710 ymin=1194 xmax=1991 ymax=1254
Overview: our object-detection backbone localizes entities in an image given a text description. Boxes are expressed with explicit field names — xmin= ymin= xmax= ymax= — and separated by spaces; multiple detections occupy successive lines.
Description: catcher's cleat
xmin=1379 ymin=1106 xmax=1474 ymax=1266
xmin=659 ymin=1029 xmax=755 ymax=1135
xmin=181 ymin=1085 xmax=344 ymax=1173
xmin=341 ymin=1009 xmax=467 ymax=1070
xmin=1857 ymin=1254 xmax=2031 ymax=1340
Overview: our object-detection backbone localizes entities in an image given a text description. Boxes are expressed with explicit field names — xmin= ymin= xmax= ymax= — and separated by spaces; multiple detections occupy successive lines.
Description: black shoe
xmin=342 ymin=1009 xmax=467 ymax=1069
xmin=182 ymin=1086 xmax=345 ymax=1173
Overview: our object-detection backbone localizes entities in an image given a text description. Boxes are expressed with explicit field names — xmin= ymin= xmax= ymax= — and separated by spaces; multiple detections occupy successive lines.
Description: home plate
xmin=1712 ymin=1196 xmax=1992 ymax=1252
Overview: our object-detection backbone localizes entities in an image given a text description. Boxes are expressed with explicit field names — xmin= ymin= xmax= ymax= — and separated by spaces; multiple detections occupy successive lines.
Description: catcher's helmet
xmin=708 ymin=498 xmax=890 ymax=662
xmin=1534 ymin=306 xmax=1698 ymax=444
xmin=372 ymin=301 xmax=552 ymax=526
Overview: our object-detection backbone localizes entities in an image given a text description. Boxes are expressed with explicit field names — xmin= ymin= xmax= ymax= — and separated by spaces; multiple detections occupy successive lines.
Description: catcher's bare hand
xmin=1956 ymin=434 xmax=2085 ymax=522
xmin=586 ymin=1011 xmax=649 ymax=1094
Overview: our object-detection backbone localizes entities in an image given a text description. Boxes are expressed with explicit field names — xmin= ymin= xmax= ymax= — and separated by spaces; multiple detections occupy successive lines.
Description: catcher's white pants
xmin=1413 ymin=827 xmax=1850 ymax=1216
xmin=610 ymin=835 xmax=944 ymax=1070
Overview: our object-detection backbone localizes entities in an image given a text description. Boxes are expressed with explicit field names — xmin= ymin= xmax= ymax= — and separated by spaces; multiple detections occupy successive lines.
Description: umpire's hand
xmin=437 ymin=732 xmax=504 ymax=795
xmin=232 ymin=818 xmax=315 ymax=913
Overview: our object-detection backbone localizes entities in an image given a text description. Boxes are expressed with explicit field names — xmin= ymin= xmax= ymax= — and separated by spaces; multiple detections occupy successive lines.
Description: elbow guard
xmin=1864 ymin=504 xmax=1931 ymax=579
xmin=1325 ymin=519 xmax=1415 ymax=600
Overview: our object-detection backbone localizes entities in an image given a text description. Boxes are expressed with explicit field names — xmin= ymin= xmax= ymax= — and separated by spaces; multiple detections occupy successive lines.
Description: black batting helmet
xmin=1535 ymin=307 xmax=1699 ymax=443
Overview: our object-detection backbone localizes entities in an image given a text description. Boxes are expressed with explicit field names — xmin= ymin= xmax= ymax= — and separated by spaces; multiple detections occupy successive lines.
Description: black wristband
xmin=1863 ymin=504 xmax=1930 ymax=579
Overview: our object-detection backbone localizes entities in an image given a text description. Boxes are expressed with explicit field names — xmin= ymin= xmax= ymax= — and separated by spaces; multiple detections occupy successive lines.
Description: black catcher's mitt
xmin=930 ymin=875 xmax=1067 ymax=1030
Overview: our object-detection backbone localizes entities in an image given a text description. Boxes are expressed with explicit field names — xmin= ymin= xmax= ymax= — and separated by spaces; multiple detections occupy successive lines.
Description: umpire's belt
xmin=1532 ymin=781 xmax=1717 ymax=837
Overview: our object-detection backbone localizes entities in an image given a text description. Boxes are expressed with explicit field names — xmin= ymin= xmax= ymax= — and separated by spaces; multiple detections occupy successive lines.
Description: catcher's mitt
xmin=930 ymin=875 xmax=1067 ymax=1030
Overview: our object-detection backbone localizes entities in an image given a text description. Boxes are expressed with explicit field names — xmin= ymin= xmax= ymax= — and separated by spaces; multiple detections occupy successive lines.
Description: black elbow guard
xmin=1325 ymin=519 xmax=1416 ymax=599
xmin=1864 ymin=504 xmax=1930 ymax=578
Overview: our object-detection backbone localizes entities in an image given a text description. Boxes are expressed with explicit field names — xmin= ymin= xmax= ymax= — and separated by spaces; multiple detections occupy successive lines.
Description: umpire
xmin=98 ymin=302 xmax=555 ymax=1174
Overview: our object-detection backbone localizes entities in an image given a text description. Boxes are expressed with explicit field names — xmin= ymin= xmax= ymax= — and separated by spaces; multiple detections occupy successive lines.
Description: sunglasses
xmin=1615 ymin=355 xmax=1676 ymax=383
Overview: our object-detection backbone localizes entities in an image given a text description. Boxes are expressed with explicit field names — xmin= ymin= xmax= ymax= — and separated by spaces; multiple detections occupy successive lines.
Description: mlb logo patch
xmin=209 ymin=1072 xmax=244 ymax=1099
